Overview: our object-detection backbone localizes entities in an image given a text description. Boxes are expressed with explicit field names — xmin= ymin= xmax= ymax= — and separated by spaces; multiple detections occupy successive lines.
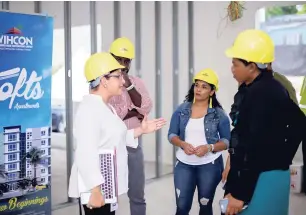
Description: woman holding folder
xmin=68 ymin=52 xmax=166 ymax=215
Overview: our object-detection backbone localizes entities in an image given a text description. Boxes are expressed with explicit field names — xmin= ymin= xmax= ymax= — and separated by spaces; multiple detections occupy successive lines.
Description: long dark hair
xmin=184 ymin=83 xmax=223 ymax=109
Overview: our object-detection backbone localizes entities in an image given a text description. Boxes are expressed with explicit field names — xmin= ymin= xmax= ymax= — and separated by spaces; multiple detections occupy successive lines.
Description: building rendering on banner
xmin=2 ymin=126 xmax=22 ymax=191
xmin=25 ymin=127 xmax=51 ymax=185
xmin=1 ymin=126 xmax=51 ymax=192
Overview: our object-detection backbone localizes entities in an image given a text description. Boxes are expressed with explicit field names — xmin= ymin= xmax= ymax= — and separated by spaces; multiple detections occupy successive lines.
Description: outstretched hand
xmin=141 ymin=115 xmax=167 ymax=134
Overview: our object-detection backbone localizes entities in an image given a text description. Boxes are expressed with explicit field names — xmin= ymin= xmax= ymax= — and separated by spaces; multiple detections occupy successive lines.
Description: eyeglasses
xmin=105 ymin=73 xmax=123 ymax=79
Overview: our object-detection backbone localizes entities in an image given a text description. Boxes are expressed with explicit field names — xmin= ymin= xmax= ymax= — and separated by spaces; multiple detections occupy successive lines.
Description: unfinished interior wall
xmin=3 ymin=1 xmax=303 ymax=168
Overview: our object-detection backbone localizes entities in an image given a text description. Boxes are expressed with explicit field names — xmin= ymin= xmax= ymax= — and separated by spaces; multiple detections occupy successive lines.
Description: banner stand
xmin=0 ymin=10 xmax=53 ymax=215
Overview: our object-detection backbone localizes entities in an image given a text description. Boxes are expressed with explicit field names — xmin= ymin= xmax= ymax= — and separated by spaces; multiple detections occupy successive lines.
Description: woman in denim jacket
xmin=168 ymin=69 xmax=231 ymax=215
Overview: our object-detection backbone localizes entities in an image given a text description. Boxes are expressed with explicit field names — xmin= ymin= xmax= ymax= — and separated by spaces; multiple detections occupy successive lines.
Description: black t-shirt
xmin=227 ymin=71 xmax=306 ymax=202
xmin=229 ymin=83 xmax=247 ymax=149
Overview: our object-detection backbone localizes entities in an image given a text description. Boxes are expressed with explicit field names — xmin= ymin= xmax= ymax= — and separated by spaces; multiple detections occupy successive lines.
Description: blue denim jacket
xmin=168 ymin=102 xmax=231 ymax=147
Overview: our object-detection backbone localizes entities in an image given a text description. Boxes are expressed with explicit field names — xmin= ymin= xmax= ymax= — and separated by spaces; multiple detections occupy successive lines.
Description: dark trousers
xmin=127 ymin=145 xmax=146 ymax=215
xmin=82 ymin=204 xmax=115 ymax=215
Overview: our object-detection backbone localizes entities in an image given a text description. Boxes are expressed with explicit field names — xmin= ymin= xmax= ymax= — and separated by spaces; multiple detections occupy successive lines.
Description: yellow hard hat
xmin=225 ymin=29 xmax=275 ymax=64
xmin=109 ymin=37 xmax=135 ymax=59
xmin=193 ymin=69 xmax=219 ymax=91
xmin=84 ymin=52 xmax=125 ymax=82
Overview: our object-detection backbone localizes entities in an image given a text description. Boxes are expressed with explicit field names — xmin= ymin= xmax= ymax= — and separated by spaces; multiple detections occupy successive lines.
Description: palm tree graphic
xmin=0 ymin=164 xmax=8 ymax=197
xmin=0 ymin=164 xmax=6 ymax=179
xmin=24 ymin=147 xmax=44 ymax=188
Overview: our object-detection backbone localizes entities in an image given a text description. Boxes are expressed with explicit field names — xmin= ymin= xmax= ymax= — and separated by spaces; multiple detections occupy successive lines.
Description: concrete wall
xmin=3 ymin=1 xmax=304 ymax=166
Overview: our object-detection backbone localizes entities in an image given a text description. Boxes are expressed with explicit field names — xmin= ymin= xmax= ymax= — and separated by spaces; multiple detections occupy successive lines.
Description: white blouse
xmin=68 ymin=94 xmax=138 ymax=198
xmin=176 ymin=117 xmax=221 ymax=165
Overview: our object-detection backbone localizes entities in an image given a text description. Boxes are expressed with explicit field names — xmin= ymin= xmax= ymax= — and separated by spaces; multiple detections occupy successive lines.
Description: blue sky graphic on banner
xmin=0 ymin=12 xmax=53 ymax=130
xmin=0 ymin=11 xmax=53 ymax=215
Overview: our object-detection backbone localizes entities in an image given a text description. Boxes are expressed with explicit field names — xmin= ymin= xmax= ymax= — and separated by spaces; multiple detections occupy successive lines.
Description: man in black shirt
xmin=222 ymin=29 xmax=306 ymax=215
xmin=222 ymin=64 xmax=301 ymax=187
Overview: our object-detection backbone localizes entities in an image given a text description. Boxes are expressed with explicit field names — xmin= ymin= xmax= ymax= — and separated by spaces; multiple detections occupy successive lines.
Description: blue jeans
xmin=174 ymin=155 xmax=224 ymax=215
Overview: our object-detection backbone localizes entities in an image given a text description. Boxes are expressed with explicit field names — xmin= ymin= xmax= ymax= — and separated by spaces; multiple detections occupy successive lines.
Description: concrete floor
xmin=50 ymin=133 xmax=306 ymax=215
xmin=51 ymin=159 xmax=306 ymax=215
xmin=50 ymin=148 xmax=173 ymax=207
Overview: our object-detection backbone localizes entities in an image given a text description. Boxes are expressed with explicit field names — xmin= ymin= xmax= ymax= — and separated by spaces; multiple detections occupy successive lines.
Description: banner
xmin=0 ymin=11 xmax=53 ymax=215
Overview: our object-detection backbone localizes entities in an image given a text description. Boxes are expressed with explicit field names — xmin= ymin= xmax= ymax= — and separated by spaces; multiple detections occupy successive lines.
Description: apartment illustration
xmin=25 ymin=127 xmax=51 ymax=185
xmin=3 ymin=126 xmax=22 ymax=191
xmin=1 ymin=125 xmax=51 ymax=192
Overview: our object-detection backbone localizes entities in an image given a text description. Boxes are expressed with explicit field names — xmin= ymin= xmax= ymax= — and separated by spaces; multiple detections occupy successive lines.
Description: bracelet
xmin=207 ymin=144 xmax=212 ymax=153
xmin=210 ymin=144 xmax=214 ymax=152
xmin=126 ymin=84 xmax=135 ymax=91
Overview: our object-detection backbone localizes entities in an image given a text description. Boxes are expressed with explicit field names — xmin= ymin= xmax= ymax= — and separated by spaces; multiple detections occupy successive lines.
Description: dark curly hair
xmin=184 ymin=83 xmax=223 ymax=109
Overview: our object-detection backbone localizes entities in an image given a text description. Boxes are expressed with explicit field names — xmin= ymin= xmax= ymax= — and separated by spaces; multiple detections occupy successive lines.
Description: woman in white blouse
xmin=68 ymin=52 xmax=166 ymax=215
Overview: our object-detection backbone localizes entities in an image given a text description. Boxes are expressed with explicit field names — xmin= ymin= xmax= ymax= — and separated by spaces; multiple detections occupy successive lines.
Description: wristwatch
xmin=126 ymin=84 xmax=135 ymax=91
